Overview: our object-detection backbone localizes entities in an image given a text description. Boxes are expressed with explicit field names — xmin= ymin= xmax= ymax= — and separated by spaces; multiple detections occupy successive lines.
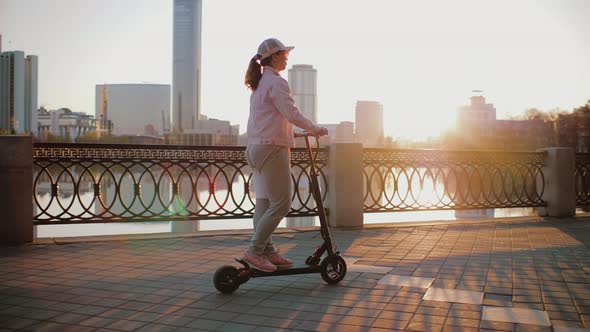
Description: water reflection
xmin=37 ymin=208 xmax=544 ymax=238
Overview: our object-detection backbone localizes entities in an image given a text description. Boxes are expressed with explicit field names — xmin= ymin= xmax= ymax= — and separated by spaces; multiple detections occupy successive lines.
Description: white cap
xmin=257 ymin=38 xmax=294 ymax=60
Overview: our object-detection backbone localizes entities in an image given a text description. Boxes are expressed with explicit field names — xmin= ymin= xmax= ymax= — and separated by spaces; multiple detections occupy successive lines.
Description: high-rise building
xmin=94 ymin=84 xmax=170 ymax=136
xmin=355 ymin=100 xmax=384 ymax=146
xmin=0 ymin=50 xmax=38 ymax=135
xmin=456 ymin=94 xmax=497 ymax=143
xmin=288 ymin=64 xmax=317 ymax=123
xmin=172 ymin=0 xmax=202 ymax=132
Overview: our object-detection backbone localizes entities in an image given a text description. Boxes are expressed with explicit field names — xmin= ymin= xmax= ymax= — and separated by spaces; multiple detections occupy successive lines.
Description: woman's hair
xmin=245 ymin=54 xmax=274 ymax=91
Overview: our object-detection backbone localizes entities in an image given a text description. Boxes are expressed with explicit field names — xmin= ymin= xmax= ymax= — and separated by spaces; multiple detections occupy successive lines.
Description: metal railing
xmin=33 ymin=143 xmax=559 ymax=225
xmin=33 ymin=143 xmax=327 ymax=224
xmin=575 ymin=153 xmax=590 ymax=207
xmin=362 ymin=149 xmax=547 ymax=212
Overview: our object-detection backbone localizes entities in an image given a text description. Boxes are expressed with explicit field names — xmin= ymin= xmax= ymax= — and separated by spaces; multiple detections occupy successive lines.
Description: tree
xmin=44 ymin=133 xmax=70 ymax=143
xmin=511 ymin=107 xmax=569 ymax=121
xmin=75 ymin=132 xmax=99 ymax=143
xmin=574 ymin=100 xmax=590 ymax=114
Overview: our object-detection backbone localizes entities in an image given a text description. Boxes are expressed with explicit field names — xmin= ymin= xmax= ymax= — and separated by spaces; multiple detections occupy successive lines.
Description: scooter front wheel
xmin=213 ymin=265 xmax=240 ymax=294
xmin=320 ymin=255 xmax=347 ymax=284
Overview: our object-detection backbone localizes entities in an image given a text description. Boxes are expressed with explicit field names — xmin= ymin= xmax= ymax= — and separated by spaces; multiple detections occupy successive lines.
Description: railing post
xmin=0 ymin=136 xmax=33 ymax=244
xmin=537 ymin=147 xmax=576 ymax=217
xmin=328 ymin=143 xmax=364 ymax=228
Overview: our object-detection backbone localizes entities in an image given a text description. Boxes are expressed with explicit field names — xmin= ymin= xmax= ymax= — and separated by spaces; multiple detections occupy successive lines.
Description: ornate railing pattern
xmin=33 ymin=143 xmax=328 ymax=224
xmin=363 ymin=149 xmax=547 ymax=212
xmin=575 ymin=153 xmax=590 ymax=207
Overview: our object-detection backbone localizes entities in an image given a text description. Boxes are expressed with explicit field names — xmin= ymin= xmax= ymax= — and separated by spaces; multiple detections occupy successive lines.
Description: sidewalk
xmin=1 ymin=216 xmax=589 ymax=331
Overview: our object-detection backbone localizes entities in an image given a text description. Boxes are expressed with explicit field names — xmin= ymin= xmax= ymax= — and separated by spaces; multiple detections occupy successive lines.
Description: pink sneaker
xmin=267 ymin=252 xmax=294 ymax=268
xmin=242 ymin=251 xmax=276 ymax=272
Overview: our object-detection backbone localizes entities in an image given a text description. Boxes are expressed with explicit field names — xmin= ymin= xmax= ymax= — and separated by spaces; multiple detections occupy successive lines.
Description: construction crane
xmin=98 ymin=85 xmax=108 ymax=138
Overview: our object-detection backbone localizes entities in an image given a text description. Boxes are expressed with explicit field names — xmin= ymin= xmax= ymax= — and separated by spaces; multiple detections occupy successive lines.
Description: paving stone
xmin=135 ymin=323 xmax=178 ymax=332
xmin=127 ymin=311 xmax=165 ymax=323
xmin=546 ymin=304 xmax=579 ymax=313
xmin=415 ymin=306 xmax=450 ymax=317
xmin=479 ymin=319 xmax=516 ymax=331
xmin=371 ymin=318 xmax=408 ymax=330
xmin=545 ymin=296 xmax=575 ymax=305
xmin=444 ymin=316 xmax=480 ymax=328
xmin=423 ymin=287 xmax=484 ymax=304
xmin=153 ymin=314 xmax=194 ymax=327
xmin=184 ymin=318 xmax=226 ymax=330
xmin=553 ymin=326 xmax=590 ymax=332
xmin=482 ymin=306 xmax=551 ymax=326
xmin=50 ymin=312 xmax=91 ymax=324
xmin=513 ymin=302 xmax=545 ymax=310
xmin=78 ymin=316 xmax=118 ymax=328
xmin=514 ymin=324 xmax=553 ymax=332
xmin=405 ymin=320 xmax=444 ymax=332
xmin=484 ymin=293 xmax=513 ymax=307
xmin=514 ymin=294 xmax=543 ymax=303
xmin=106 ymin=319 xmax=147 ymax=331
xmin=443 ymin=324 xmax=479 ymax=332
xmin=217 ymin=322 xmax=258 ymax=332
xmin=348 ymin=264 xmax=392 ymax=274
xmin=410 ymin=313 xmax=446 ymax=325
xmin=377 ymin=275 xmax=434 ymax=288
xmin=26 ymin=321 xmax=96 ymax=332
xmin=0 ymin=317 xmax=40 ymax=329
xmin=484 ymin=286 xmax=512 ymax=295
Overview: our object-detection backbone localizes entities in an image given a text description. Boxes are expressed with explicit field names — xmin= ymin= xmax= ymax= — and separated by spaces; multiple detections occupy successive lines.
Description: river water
xmin=36 ymin=205 xmax=538 ymax=238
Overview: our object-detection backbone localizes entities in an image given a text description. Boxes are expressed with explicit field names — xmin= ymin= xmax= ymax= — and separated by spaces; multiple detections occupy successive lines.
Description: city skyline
xmin=1 ymin=0 xmax=589 ymax=140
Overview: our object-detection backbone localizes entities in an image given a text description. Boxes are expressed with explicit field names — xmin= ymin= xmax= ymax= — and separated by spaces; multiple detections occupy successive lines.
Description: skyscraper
xmin=355 ymin=100 xmax=383 ymax=147
xmin=0 ymin=50 xmax=38 ymax=135
xmin=172 ymin=0 xmax=202 ymax=132
xmin=288 ymin=64 xmax=317 ymax=123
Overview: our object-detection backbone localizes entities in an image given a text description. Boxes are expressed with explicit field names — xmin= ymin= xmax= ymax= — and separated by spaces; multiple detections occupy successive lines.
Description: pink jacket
xmin=247 ymin=66 xmax=320 ymax=147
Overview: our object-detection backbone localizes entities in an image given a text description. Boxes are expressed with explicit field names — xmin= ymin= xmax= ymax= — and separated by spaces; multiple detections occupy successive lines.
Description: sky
xmin=1 ymin=0 xmax=589 ymax=141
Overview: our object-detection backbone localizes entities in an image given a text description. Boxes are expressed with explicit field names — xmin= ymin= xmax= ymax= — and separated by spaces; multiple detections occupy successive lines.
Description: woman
xmin=243 ymin=38 xmax=328 ymax=272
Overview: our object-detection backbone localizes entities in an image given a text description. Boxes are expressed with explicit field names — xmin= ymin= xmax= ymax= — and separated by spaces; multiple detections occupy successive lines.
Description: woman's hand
xmin=311 ymin=127 xmax=329 ymax=136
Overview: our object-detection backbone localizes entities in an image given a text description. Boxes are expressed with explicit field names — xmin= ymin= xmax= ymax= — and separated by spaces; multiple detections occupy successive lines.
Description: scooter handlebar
xmin=294 ymin=131 xmax=326 ymax=138
xmin=294 ymin=132 xmax=313 ymax=138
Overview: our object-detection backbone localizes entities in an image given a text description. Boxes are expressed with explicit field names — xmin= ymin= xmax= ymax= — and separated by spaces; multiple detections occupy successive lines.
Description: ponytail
xmin=245 ymin=55 xmax=262 ymax=91
xmin=245 ymin=54 xmax=274 ymax=91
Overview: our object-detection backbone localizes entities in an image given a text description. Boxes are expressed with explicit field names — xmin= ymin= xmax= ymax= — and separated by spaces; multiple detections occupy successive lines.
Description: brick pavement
xmin=1 ymin=216 xmax=590 ymax=331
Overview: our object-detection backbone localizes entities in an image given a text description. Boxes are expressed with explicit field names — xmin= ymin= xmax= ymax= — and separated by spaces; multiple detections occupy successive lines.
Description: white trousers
xmin=246 ymin=144 xmax=292 ymax=255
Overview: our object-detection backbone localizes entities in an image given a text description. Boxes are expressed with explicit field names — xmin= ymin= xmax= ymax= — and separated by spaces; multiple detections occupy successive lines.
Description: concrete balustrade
xmin=536 ymin=147 xmax=576 ymax=218
xmin=327 ymin=143 xmax=364 ymax=228
xmin=0 ymin=136 xmax=33 ymax=244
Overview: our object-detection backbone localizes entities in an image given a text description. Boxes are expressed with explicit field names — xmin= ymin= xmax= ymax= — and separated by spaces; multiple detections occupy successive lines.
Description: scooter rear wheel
xmin=213 ymin=265 xmax=240 ymax=294
xmin=320 ymin=255 xmax=347 ymax=284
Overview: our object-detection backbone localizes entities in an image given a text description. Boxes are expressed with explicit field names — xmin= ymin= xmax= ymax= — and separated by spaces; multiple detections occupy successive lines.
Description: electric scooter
xmin=213 ymin=132 xmax=347 ymax=294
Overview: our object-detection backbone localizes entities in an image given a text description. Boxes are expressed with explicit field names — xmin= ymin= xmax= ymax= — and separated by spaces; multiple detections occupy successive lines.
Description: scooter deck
xmin=250 ymin=265 xmax=321 ymax=277
xmin=234 ymin=258 xmax=321 ymax=277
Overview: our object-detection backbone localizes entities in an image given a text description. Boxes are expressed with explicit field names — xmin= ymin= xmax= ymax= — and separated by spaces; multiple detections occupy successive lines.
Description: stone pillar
xmin=536 ymin=147 xmax=576 ymax=217
xmin=327 ymin=143 xmax=364 ymax=228
xmin=0 ymin=136 xmax=33 ymax=244
xmin=171 ymin=220 xmax=200 ymax=233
